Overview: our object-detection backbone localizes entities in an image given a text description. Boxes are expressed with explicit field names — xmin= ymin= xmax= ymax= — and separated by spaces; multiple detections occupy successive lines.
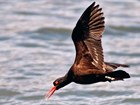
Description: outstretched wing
xmin=72 ymin=2 xmax=105 ymax=70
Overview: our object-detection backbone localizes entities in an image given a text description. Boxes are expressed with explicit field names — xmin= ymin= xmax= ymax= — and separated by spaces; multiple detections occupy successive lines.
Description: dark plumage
xmin=46 ymin=2 xmax=130 ymax=99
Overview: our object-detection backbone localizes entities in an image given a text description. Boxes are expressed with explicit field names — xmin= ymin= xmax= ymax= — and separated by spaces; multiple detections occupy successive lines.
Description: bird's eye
xmin=55 ymin=81 xmax=59 ymax=85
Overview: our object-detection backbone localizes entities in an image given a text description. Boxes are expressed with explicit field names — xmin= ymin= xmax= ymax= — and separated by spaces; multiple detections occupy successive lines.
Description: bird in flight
xmin=46 ymin=2 xmax=130 ymax=99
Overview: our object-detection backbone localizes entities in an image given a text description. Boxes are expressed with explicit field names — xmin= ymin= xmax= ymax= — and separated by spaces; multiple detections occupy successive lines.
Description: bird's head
xmin=45 ymin=76 xmax=71 ymax=99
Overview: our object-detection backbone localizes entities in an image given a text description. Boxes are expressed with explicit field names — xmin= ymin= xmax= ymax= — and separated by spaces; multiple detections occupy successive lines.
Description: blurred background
xmin=0 ymin=0 xmax=140 ymax=105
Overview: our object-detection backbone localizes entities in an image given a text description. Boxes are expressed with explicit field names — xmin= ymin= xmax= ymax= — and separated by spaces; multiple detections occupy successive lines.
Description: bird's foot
xmin=105 ymin=76 xmax=115 ymax=82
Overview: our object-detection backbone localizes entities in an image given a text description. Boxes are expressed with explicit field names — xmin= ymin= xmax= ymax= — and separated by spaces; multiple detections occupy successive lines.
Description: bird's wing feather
xmin=105 ymin=62 xmax=129 ymax=71
xmin=72 ymin=2 xmax=105 ymax=71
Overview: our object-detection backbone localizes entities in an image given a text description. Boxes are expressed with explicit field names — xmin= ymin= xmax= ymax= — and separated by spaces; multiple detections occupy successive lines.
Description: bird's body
xmin=46 ymin=2 xmax=130 ymax=99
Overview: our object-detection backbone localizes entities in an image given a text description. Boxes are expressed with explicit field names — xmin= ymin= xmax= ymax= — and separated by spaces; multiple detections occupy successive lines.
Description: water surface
xmin=0 ymin=0 xmax=140 ymax=105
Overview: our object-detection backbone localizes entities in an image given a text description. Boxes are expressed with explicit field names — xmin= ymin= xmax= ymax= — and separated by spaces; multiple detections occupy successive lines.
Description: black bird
xmin=46 ymin=2 xmax=130 ymax=99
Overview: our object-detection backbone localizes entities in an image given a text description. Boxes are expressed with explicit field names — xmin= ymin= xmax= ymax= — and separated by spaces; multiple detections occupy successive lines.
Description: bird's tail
xmin=104 ymin=70 xmax=130 ymax=82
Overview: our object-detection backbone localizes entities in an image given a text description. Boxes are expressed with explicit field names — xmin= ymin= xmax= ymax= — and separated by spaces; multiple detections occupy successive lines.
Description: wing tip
xmin=90 ymin=2 xmax=100 ymax=11
xmin=92 ymin=2 xmax=96 ymax=6
xmin=72 ymin=1 xmax=105 ymax=41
